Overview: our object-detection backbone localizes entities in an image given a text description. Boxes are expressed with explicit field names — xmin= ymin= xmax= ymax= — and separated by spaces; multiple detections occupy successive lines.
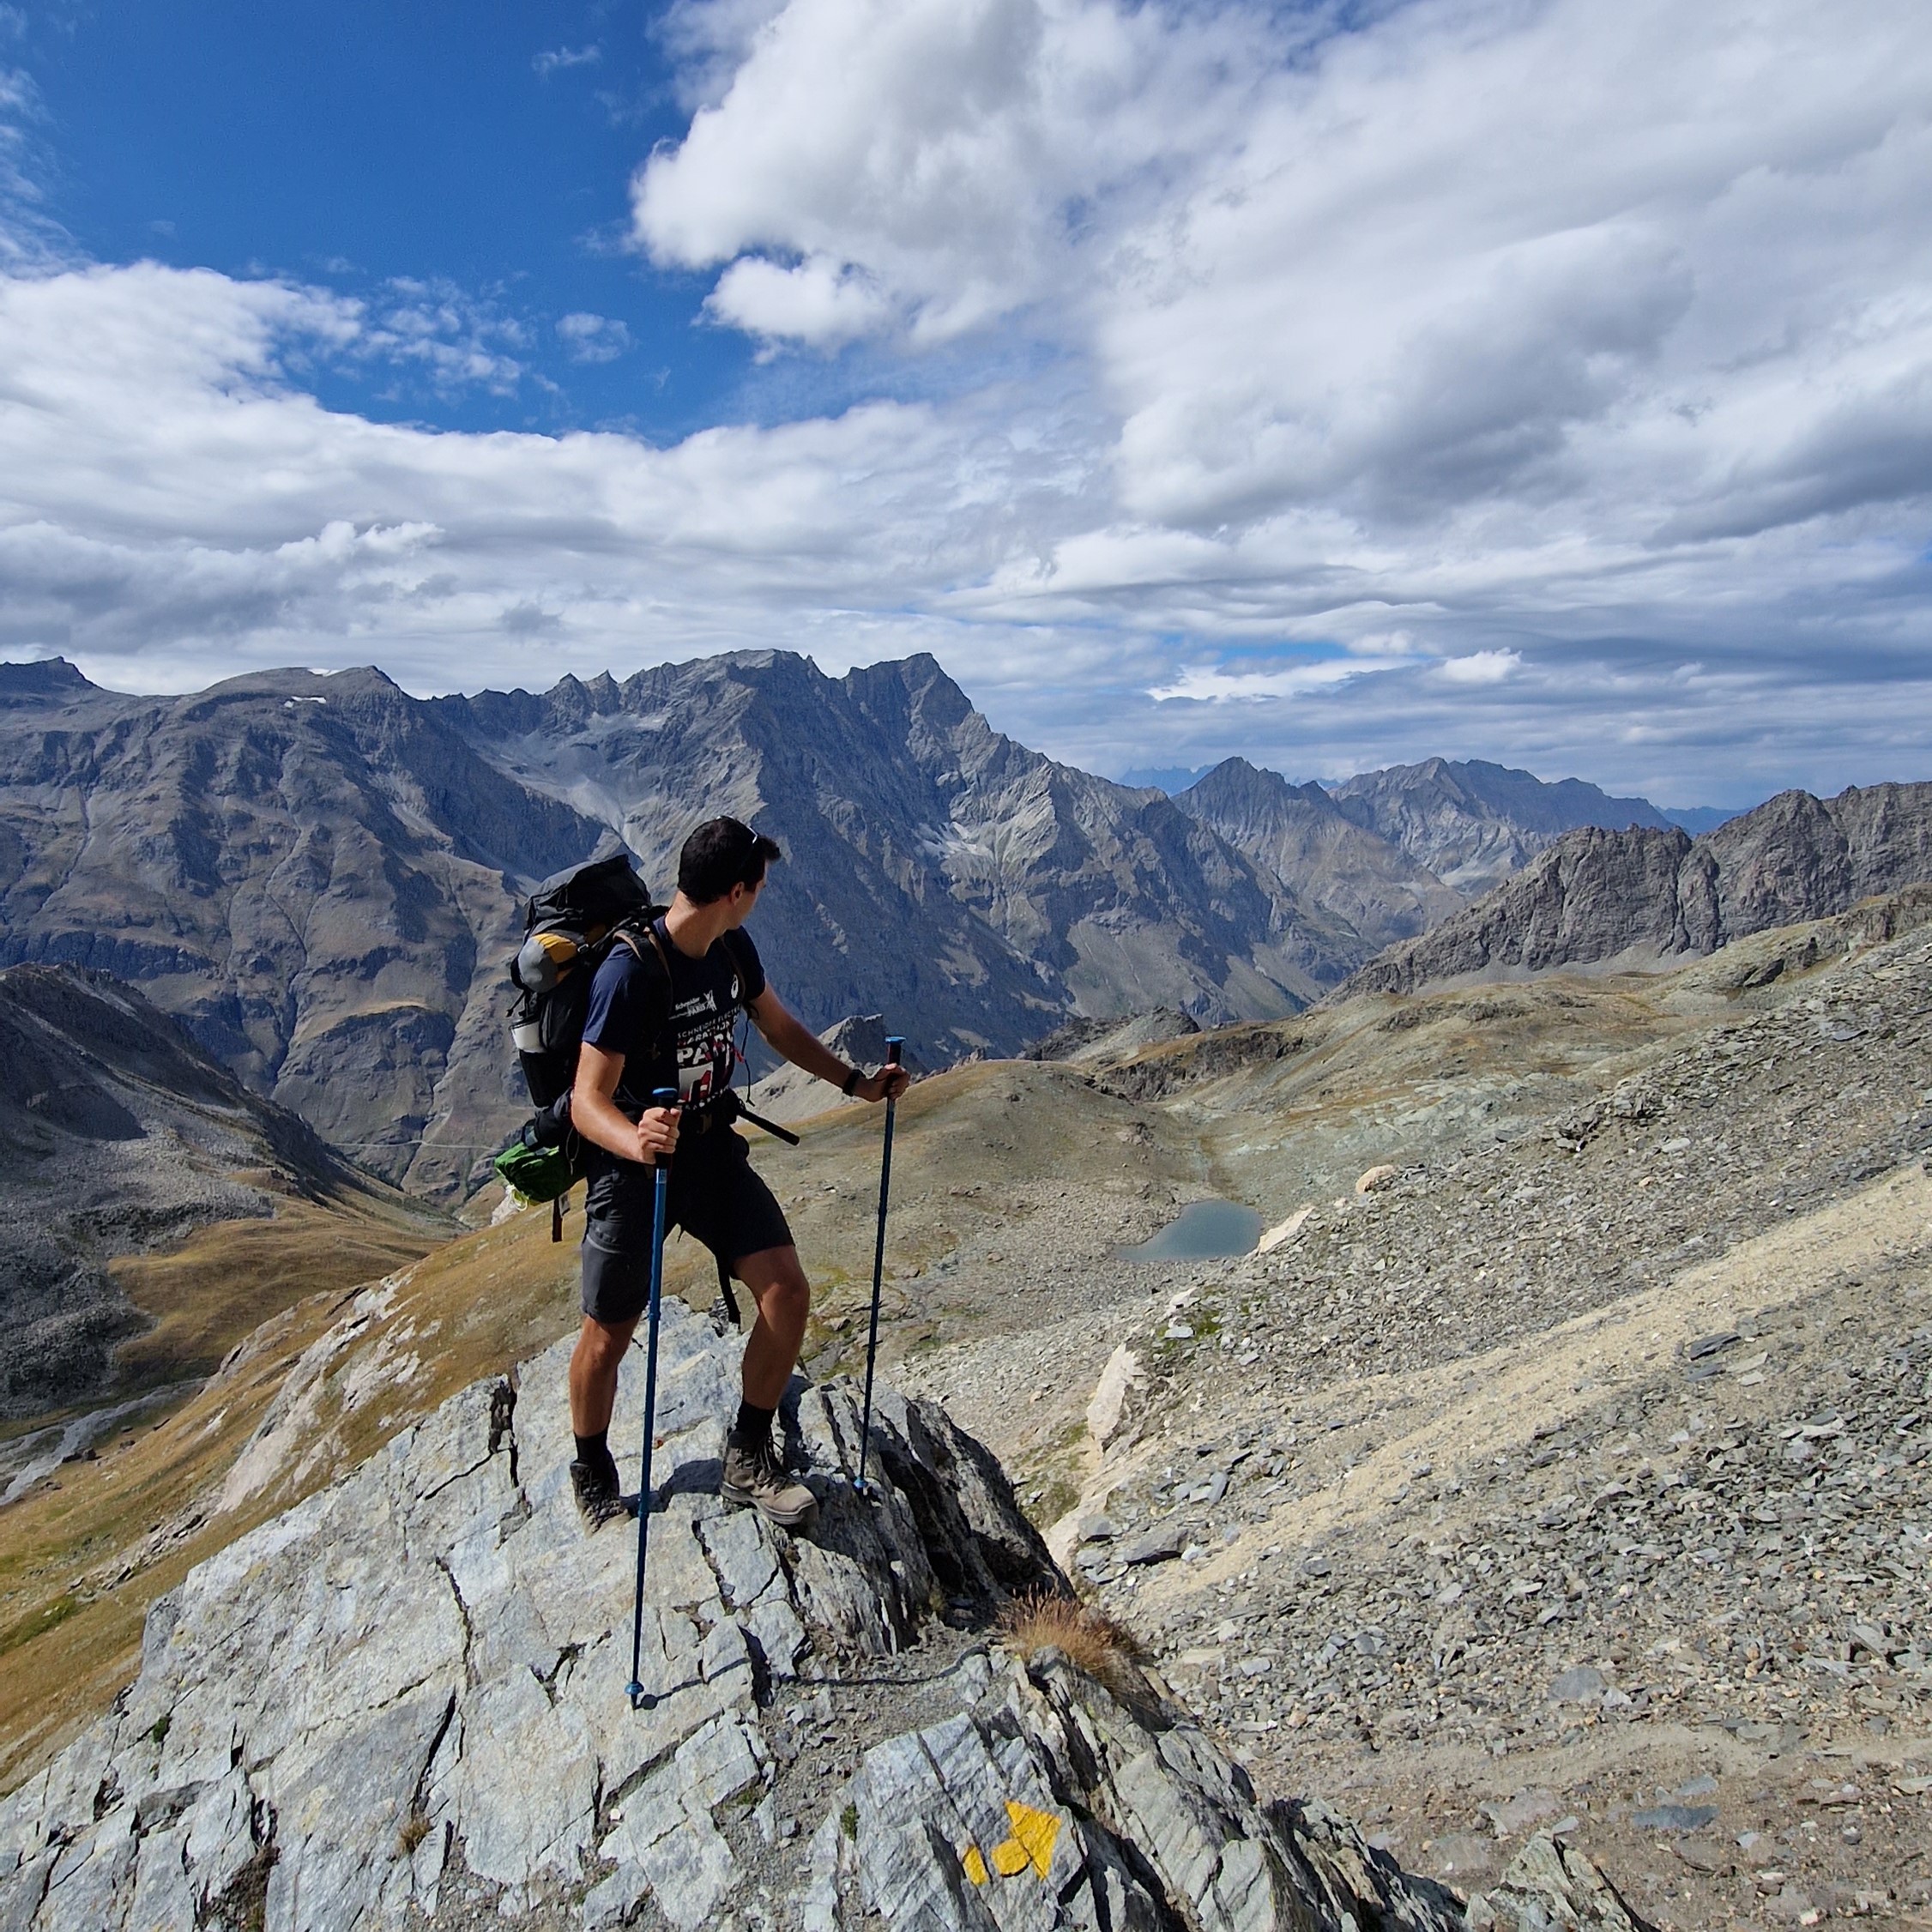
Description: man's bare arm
xmin=747 ymin=987 xmax=909 ymax=1103
xmin=571 ymin=1041 xmax=679 ymax=1163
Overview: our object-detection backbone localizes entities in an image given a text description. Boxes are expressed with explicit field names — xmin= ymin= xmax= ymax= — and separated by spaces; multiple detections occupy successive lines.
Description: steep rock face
xmin=0 ymin=1299 xmax=1637 ymax=1931
xmin=0 ymin=662 xmax=603 ymax=1195
xmin=1177 ymin=758 xmax=1464 ymax=950
xmin=1343 ymin=781 xmax=1932 ymax=995
xmin=1704 ymin=782 xmax=1932 ymax=937
xmin=1345 ymin=827 xmax=1706 ymax=995
xmin=0 ymin=963 xmax=384 ymax=1419
xmin=1329 ymin=758 xmax=1679 ymax=897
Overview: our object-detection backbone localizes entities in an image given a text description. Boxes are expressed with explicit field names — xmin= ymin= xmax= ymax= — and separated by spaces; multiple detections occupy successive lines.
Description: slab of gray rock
xmin=1466 ymin=1832 xmax=1659 ymax=1931
xmin=0 ymin=1296 xmax=1055 ymax=1931
xmin=809 ymin=1647 xmax=1467 ymax=1932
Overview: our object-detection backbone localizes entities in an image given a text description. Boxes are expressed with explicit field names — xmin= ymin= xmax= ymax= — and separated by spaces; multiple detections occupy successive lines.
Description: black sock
xmin=730 ymin=1400 xmax=775 ymax=1446
xmin=574 ymin=1429 xmax=616 ymax=1476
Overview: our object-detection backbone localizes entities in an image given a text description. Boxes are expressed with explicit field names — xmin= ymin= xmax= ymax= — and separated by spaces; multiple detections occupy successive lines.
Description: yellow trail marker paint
xmin=1002 ymin=1801 xmax=1062 ymax=1878
xmin=963 ymin=1801 xmax=1061 ymax=1884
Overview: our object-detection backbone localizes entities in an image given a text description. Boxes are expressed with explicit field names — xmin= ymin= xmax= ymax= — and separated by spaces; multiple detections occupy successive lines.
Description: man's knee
xmin=573 ymin=1314 xmax=633 ymax=1372
xmin=739 ymin=1248 xmax=809 ymax=1325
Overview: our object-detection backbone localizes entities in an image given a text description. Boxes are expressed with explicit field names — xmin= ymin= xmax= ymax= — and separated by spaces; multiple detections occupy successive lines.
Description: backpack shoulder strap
xmin=613 ymin=918 xmax=676 ymax=1059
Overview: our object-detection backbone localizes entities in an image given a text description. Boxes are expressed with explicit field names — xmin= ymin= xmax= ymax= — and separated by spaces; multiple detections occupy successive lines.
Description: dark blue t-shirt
xmin=580 ymin=920 xmax=765 ymax=1117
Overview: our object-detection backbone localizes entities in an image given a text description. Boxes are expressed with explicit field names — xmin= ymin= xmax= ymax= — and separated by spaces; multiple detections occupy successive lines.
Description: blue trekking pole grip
xmin=625 ymin=1086 xmax=679 ymax=1711
xmin=854 ymin=1038 xmax=904 ymax=1495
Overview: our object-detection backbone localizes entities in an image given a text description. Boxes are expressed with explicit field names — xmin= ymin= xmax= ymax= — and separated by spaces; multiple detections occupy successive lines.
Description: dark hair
xmin=678 ymin=817 xmax=782 ymax=904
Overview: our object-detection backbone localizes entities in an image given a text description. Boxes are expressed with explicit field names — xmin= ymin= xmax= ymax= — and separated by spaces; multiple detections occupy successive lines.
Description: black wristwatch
xmin=841 ymin=1066 xmax=862 ymax=1096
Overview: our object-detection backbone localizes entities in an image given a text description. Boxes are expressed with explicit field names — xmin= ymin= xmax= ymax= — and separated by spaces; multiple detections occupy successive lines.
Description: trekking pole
xmin=625 ymin=1087 xmax=679 ymax=1712
xmin=853 ymin=1038 xmax=904 ymax=1496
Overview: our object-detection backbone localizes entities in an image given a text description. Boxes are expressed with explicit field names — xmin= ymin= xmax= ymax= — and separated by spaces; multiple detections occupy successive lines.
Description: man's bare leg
xmin=569 ymin=1313 xmax=639 ymax=1437
xmin=721 ymin=1245 xmax=818 ymax=1527
xmin=734 ymin=1245 xmax=811 ymax=1409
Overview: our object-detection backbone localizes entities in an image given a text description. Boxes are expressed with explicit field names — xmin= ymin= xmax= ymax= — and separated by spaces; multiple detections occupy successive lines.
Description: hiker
xmin=565 ymin=817 xmax=909 ymax=1531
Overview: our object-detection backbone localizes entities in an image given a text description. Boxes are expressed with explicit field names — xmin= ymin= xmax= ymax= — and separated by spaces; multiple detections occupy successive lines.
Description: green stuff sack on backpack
xmin=493 ymin=1134 xmax=577 ymax=1205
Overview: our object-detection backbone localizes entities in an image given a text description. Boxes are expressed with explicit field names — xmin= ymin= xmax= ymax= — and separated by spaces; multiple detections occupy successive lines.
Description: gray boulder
xmin=1466 ymin=1832 xmax=1658 ymax=1931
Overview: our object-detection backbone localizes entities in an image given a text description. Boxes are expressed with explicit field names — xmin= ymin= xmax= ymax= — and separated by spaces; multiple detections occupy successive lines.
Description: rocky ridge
xmin=1346 ymin=788 xmax=1932 ymax=996
xmin=1176 ymin=759 xmax=1464 ymax=951
xmin=1328 ymin=759 xmax=1690 ymax=897
xmin=0 ymin=1299 xmax=1644 ymax=1931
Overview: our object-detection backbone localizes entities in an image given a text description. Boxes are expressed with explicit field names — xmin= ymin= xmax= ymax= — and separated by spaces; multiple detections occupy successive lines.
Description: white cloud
xmin=556 ymin=311 xmax=631 ymax=363
xmin=704 ymin=254 xmax=890 ymax=349
xmin=357 ymin=277 xmax=527 ymax=392
xmin=641 ymin=0 xmax=1932 ymax=572
xmin=633 ymin=0 xmax=1275 ymax=342
xmin=1438 ymin=649 xmax=1521 ymax=685
xmin=534 ymin=45 xmax=602 ymax=76
xmin=1149 ymin=654 xmax=1410 ymax=703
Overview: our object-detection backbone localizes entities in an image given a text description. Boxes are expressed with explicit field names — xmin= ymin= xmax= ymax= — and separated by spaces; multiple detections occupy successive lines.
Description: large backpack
xmin=495 ymin=846 xmax=672 ymax=1235
xmin=509 ymin=847 xmax=664 ymax=1108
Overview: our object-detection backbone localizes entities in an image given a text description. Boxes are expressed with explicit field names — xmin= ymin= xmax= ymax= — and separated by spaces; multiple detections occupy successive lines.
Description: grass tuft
xmin=996 ymin=1590 xmax=1146 ymax=1699
xmin=397 ymin=1808 xmax=432 ymax=1855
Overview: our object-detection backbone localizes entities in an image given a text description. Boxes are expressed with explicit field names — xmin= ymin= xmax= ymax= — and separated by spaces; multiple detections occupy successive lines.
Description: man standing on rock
xmin=565 ymin=818 xmax=909 ymax=1532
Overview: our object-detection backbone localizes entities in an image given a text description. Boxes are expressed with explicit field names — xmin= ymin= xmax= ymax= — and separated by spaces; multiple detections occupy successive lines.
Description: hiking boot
xmin=721 ymin=1434 xmax=818 ymax=1531
xmin=571 ymin=1457 xmax=630 ymax=1531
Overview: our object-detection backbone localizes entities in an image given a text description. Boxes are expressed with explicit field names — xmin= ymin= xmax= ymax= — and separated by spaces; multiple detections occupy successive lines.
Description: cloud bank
xmin=2 ymin=0 xmax=1930 ymax=801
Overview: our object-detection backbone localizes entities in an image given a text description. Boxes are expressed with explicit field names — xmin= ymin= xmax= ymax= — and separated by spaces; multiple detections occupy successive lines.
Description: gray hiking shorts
xmin=579 ymin=1131 xmax=793 ymax=1326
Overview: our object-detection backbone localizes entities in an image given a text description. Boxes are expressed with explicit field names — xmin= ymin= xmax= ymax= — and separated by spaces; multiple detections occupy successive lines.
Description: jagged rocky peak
xmin=1343 ymin=781 xmax=1932 ymax=997
xmin=1177 ymin=757 xmax=1465 ymax=951
xmin=0 ymin=1300 xmax=1638 ymax=1930
xmin=1184 ymin=756 xmax=1337 ymax=824
xmin=0 ymin=657 xmax=98 ymax=704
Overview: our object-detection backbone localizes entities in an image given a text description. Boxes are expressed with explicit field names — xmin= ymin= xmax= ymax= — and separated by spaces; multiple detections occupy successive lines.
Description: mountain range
xmin=0 ymin=652 xmax=1374 ymax=1193
xmin=0 ymin=649 xmax=1909 ymax=1198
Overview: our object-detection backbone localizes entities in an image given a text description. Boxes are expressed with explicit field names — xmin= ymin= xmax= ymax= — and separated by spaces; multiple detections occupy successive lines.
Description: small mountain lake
xmin=1120 ymin=1198 xmax=1263 ymax=1262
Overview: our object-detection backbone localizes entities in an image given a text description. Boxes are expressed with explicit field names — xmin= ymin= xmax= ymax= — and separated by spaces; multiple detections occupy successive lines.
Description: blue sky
xmin=16 ymin=0 xmax=755 ymax=437
xmin=1 ymin=0 xmax=1929 ymax=805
